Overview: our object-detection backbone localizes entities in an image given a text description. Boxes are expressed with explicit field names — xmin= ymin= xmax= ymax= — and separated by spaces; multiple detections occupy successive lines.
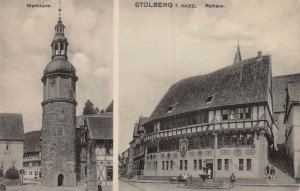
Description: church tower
xmin=41 ymin=8 xmax=78 ymax=187
xmin=233 ymin=41 xmax=242 ymax=64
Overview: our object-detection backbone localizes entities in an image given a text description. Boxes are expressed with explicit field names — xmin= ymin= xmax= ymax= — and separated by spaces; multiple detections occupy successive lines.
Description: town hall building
xmin=120 ymin=45 xmax=300 ymax=184
xmin=142 ymin=48 xmax=275 ymax=180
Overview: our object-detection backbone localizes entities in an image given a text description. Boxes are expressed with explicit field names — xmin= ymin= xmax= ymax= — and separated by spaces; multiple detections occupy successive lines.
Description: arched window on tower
xmin=55 ymin=44 xmax=59 ymax=55
xmin=60 ymin=43 xmax=64 ymax=55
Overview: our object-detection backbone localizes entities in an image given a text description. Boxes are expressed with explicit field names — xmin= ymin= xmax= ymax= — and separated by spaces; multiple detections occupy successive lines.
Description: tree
xmin=105 ymin=101 xmax=113 ymax=112
xmin=5 ymin=167 xmax=19 ymax=180
xmin=83 ymin=99 xmax=99 ymax=115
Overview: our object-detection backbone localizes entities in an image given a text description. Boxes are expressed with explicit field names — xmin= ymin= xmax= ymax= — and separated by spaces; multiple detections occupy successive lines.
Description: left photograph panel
xmin=0 ymin=0 xmax=113 ymax=190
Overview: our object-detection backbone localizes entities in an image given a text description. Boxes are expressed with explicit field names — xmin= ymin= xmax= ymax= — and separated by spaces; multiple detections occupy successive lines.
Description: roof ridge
xmin=273 ymin=73 xmax=300 ymax=78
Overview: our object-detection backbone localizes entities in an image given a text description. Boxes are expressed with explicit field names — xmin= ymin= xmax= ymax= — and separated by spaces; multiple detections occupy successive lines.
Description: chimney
xmin=257 ymin=51 xmax=262 ymax=61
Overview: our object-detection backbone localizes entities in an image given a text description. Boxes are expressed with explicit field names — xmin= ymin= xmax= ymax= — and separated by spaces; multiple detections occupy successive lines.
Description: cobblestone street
xmin=4 ymin=184 xmax=112 ymax=191
xmin=119 ymin=179 xmax=300 ymax=191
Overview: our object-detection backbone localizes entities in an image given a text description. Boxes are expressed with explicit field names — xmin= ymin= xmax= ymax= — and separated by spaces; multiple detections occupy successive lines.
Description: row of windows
xmin=179 ymin=160 xmax=188 ymax=170
xmin=193 ymin=159 xmax=203 ymax=170
xmin=146 ymin=106 xmax=253 ymax=135
xmin=0 ymin=161 xmax=16 ymax=168
xmin=24 ymin=153 xmax=40 ymax=158
xmin=239 ymin=159 xmax=252 ymax=171
xmin=217 ymin=159 xmax=252 ymax=171
xmin=146 ymin=159 xmax=252 ymax=172
xmin=153 ymin=132 xmax=255 ymax=154
xmin=160 ymin=113 xmax=208 ymax=131
xmin=222 ymin=107 xmax=251 ymax=121
xmin=217 ymin=133 xmax=254 ymax=147
xmin=146 ymin=112 xmax=209 ymax=134
xmin=217 ymin=159 xmax=230 ymax=170
xmin=24 ymin=170 xmax=41 ymax=177
xmin=23 ymin=161 xmax=41 ymax=167
xmin=161 ymin=160 xmax=174 ymax=171
xmin=146 ymin=161 xmax=157 ymax=171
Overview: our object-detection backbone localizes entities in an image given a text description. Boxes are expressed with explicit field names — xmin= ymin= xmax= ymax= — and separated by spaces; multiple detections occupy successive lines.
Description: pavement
xmin=4 ymin=184 xmax=112 ymax=191
xmin=119 ymin=179 xmax=300 ymax=191
xmin=120 ymin=176 xmax=300 ymax=188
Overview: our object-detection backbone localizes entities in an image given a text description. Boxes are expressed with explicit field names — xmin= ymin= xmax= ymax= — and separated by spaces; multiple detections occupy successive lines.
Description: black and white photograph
xmin=0 ymin=0 xmax=113 ymax=191
xmin=118 ymin=0 xmax=300 ymax=191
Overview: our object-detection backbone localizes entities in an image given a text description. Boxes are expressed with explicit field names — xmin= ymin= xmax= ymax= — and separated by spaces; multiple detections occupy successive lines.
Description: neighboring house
xmin=23 ymin=131 xmax=42 ymax=183
xmin=76 ymin=115 xmax=87 ymax=183
xmin=120 ymin=148 xmax=130 ymax=177
xmin=120 ymin=116 xmax=148 ymax=179
xmin=132 ymin=117 xmax=148 ymax=176
xmin=82 ymin=112 xmax=113 ymax=190
xmin=273 ymin=74 xmax=300 ymax=145
xmin=285 ymin=82 xmax=300 ymax=182
xmin=0 ymin=114 xmax=24 ymax=176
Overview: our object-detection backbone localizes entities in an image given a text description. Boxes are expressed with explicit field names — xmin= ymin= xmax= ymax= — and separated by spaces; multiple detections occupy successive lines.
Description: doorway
xmin=206 ymin=160 xmax=213 ymax=179
xmin=58 ymin=173 xmax=64 ymax=186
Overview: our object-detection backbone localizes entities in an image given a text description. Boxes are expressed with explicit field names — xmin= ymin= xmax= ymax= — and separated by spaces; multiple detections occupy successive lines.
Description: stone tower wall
xmin=41 ymin=101 xmax=76 ymax=187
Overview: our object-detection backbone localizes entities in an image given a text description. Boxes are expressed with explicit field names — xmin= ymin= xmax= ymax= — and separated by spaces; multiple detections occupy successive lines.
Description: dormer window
xmin=167 ymin=103 xmax=178 ymax=113
xmin=205 ymin=95 xmax=215 ymax=103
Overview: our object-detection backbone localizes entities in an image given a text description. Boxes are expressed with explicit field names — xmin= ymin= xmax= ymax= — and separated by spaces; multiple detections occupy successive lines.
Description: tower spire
xmin=58 ymin=0 xmax=61 ymax=20
xmin=233 ymin=40 xmax=242 ymax=64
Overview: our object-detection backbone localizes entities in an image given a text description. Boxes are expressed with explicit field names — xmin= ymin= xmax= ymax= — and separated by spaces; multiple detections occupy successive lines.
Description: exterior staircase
xmin=268 ymin=144 xmax=295 ymax=184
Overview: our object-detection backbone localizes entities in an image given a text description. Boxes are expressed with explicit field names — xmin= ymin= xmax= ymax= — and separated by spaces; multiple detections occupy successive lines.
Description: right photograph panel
xmin=118 ymin=0 xmax=300 ymax=190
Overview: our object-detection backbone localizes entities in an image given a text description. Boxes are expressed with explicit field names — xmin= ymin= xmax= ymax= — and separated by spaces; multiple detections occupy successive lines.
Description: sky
xmin=0 ymin=0 xmax=113 ymax=132
xmin=119 ymin=0 xmax=300 ymax=152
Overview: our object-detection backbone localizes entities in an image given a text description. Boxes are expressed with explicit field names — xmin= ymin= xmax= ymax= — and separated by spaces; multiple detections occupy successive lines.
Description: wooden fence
xmin=3 ymin=179 xmax=21 ymax=186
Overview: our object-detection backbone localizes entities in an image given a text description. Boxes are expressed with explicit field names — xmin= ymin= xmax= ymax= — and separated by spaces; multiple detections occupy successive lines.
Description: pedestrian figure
xmin=207 ymin=168 xmax=212 ymax=179
xmin=265 ymin=164 xmax=270 ymax=177
xmin=97 ymin=177 xmax=102 ymax=191
xmin=266 ymin=165 xmax=270 ymax=175
xmin=270 ymin=167 xmax=275 ymax=180
xmin=85 ymin=181 xmax=88 ymax=191
xmin=230 ymin=173 xmax=237 ymax=188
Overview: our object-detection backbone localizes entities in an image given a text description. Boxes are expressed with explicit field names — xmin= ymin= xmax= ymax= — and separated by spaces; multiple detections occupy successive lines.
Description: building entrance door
xmin=58 ymin=174 xmax=64 ymax=186
xmin=206 ymin=161 xmax=213 ymax=179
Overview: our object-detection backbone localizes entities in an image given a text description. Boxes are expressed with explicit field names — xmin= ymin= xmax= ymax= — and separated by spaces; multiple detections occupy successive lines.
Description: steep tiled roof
xmin=148 ymin=55 xmax=271 ymax=122
xmin=87 ymin=115 xmax=112 ymax=140
xmin=139 ymin=117 xmax=148 ymax=126
xmin=24 ymin=131 xmax=41 ymax=153
xmin=287 ymin=83 xmax=300 ymax=102
xmin=272 ymin=74 xmax=300 ymax=112
xmin=0 ymin=113 xmax=24 ymax=141
xmin=101 ymin=112 xmax=113 ymax=117
xmin=138 ymin=116 xmax=148 ymax=133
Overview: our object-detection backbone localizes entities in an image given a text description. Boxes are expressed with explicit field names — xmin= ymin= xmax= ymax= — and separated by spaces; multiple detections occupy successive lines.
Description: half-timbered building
xmin=131 ymin=117 xmax=148 ymax=176
xmin=83 ymin=112 xmax=113 ymax=190
xmin=143 ymin=50 xmax=277 ymax=180
xmin=23 ymin=131 xmax=42 ymax=183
